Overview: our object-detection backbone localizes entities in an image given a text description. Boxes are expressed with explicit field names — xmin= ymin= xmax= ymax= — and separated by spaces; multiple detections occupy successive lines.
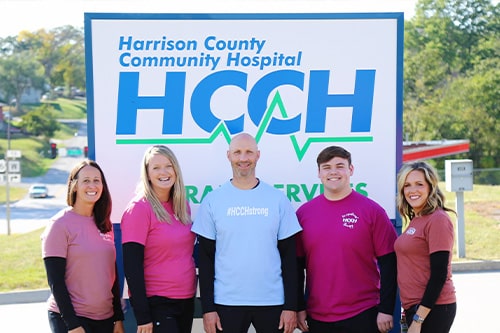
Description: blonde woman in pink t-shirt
xmin=395 ymin=161 xmax=457 ymax=333
xmin=42 ymin=160 xmax=125 ymax=333
xmin=121 ymin=145 xmax=196 ymax=333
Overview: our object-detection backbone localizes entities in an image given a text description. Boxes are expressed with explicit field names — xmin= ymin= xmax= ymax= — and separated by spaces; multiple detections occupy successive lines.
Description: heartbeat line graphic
xmin=115 ymin=91 xmax=373 ymax=161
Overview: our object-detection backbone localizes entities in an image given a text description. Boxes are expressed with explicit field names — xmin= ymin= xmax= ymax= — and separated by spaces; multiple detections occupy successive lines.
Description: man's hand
xmin=278 ymin=310 xmax=297 ymax=333
xmin=136 ymin=322 xmax=153 ymax=333
xmin=203 ymin=311 xmax=222 ymax=333
xmin=296 ymin=310 xmax=308 ymax=332
xmin=377 ymin=312 xmax=393 ymax=332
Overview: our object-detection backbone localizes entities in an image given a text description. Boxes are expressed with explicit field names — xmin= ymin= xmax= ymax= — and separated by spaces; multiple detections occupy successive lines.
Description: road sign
xmin=0 ymin=173 xmax=21 ymax=183
xmin=0 ymin=160 xmax=21 ymax=173
xmin=6 ymin=150 xmax=22 ymax=158
xmin=8 ymin=174 xmax=21 ymax=183
xmin=8 ymin=160 xmax=20 ymax=173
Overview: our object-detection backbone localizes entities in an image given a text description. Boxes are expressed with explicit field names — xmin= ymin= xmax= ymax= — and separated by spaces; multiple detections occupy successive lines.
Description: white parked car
xmin=28 ymin=184 xmax=49 ymax=198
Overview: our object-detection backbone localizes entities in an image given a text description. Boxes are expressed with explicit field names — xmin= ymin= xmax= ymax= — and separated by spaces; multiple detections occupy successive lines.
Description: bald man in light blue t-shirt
xmin=192 ymin=133 xmax=302 ymax=333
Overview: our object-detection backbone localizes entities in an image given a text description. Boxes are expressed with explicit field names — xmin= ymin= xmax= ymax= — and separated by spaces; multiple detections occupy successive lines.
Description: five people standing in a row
xmin=42 ymin=134 xmax=456 ymax=333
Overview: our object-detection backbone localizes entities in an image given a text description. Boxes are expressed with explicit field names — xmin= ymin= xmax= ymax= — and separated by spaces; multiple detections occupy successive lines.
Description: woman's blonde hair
xmin=397 ymin=161 xmax=455 ymax=224
xmin=137 ymin=145 xmax=191 ymax=225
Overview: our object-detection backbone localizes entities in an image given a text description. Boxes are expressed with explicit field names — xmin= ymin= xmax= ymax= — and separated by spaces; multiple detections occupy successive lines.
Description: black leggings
xmin=148 ymin=296 xmax=195 ymax=333
xmin=405 ymin=303 xmax=456 ymax=333
xmin=48 ymin=311 xmax=114 ymax=333
xmin=306 ymin=306 xmax=379 ymax=333
xmin=215 ymin=304 xmax=284 ymax=333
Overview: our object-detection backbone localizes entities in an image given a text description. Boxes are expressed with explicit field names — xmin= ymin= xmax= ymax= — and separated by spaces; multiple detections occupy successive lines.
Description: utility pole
xmin=5 ymin=102 xmax=12 ymax=235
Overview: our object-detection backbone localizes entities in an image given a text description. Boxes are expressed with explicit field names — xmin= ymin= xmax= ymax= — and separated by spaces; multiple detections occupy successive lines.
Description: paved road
xmin=0 ymin=155 xmax=73 ymax=234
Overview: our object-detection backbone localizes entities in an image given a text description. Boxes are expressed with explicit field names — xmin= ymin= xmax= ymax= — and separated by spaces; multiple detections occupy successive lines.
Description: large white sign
xmin=84 ymin=13 xmax=404 ymax=223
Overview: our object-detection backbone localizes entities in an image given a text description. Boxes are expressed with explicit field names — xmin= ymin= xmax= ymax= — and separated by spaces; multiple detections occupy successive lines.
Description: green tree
xmin=403 ymin=0 xmax=498 ymax=172
xmin=19 ymin=104 xmax=60 ymax=137
xmin=53 ymin=25 xmax=85 ymax=92
xmin=2 ymin=25 xmax=85 ymax=98
xmin=17 ymin=29 xmax=62 ymax=91
xmin=0 ymin=52 xmax=45 ymax=112
xmin=438 ymin=38 xmax=500 ymax=168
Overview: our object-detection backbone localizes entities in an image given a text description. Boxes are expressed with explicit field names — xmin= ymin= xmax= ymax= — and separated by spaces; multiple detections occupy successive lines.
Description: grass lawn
xmin=443 ymin=184 xmax=500 ymax=260
xmin=0 ymin=186 xmax=27 ymax=203
xmin=0 ymin=230 xmax=47 ymax=292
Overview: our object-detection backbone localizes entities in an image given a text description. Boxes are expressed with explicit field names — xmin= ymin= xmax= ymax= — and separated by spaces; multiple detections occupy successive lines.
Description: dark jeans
xmin=307 ymin=306 xmax=379 ymax=333
xmin=215 ymin=304 xmax=284 ymax=333
xmin=404 ymin=303 xmax=456 ymax=333
xmin=148 ymin=296 xmax=195 ymax=333
xmin=48 ymin=311 xmax=114 ymax=333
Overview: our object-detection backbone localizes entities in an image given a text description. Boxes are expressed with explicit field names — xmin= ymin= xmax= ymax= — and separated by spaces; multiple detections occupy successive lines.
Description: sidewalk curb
xmin=451 ymin=259 xmax=500 ymax=273
xmin=1 ymin=261 xmax=499 ymax=305
xmin=0 ymin=288 xmax=50 ymax=305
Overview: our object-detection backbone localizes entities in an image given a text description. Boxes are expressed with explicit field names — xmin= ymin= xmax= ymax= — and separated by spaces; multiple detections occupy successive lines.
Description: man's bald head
xmin=228 ymin=133 xmax=258 ymax=152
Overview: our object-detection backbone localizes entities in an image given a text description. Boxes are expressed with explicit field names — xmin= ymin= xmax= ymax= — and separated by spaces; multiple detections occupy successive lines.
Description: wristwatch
xmin=413 ymin=314 xmax=425 ymax=324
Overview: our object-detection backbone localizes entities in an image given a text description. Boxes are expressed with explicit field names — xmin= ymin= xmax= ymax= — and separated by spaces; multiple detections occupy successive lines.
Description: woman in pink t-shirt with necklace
xmin=395 ymin=161 xmax=457 ymax=333
xmin=121 ymin=145 xmax=196 ymax=333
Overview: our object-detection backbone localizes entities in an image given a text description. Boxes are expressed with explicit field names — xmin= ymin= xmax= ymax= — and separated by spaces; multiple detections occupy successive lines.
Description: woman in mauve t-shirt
xmin=395 ymin=161 xmax=457 ymax=333
xmin=42 ymin=160 xmax=124 ymax=333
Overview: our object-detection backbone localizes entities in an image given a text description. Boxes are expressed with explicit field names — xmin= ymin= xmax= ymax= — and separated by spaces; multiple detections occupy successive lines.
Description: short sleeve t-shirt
xmin=395 ymin=208 xmax=456 ymax=309
xmin=41 ymin=208 xmax=117 ymax=320
xmin=296 ymin=191 xmax=397 ymax=321
xmin=192 ymin=181 xmax=302 ymax=306
xmin=121 ymin=197 xmax=196 ymax=299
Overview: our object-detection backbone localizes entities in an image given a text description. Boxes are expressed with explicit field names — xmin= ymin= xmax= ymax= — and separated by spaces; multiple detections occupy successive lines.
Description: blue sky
xmin=0 ymin=0 xmax=419 ymax=38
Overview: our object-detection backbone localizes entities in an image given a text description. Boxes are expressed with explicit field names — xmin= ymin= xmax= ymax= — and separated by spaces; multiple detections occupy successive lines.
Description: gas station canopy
xmin=403 ymin=139 xmax=470 ymax=162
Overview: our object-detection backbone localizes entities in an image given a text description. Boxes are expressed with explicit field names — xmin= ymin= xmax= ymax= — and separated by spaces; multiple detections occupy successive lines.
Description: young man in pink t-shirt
xmin=296 ymin=146 xmax=398 ymax=333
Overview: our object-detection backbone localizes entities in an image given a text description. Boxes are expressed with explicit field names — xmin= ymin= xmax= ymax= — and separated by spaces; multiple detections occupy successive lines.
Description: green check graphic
xmin=116 ymin=91 xmax=373 ymax=161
